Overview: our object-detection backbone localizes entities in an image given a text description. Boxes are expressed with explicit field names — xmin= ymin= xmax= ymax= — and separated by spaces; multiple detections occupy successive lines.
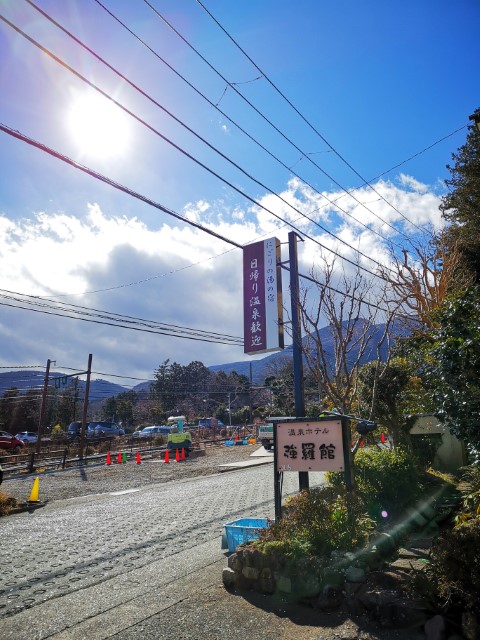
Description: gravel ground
xmin=1 ymin=444 xmax=424 ymax=639
xmin=1 ymin=442 xmax=263 ymax=504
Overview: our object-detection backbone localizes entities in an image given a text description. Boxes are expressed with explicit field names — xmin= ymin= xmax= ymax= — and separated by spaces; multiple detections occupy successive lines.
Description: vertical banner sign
xmin=276 ymin=420 xmax=344 ymax=472
xmin=243 ymin=238 xmax=284 ymax=355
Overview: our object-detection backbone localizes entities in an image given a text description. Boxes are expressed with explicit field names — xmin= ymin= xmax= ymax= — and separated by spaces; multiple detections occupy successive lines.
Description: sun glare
xmin=66 ymin=91 xmax=130 ymax=159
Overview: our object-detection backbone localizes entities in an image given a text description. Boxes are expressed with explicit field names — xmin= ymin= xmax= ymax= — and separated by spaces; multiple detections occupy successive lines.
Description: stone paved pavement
xmin=1 ymin=456 xmax=429 ymax=640
xmin=1 ymin=464 xmax=317 ymax=621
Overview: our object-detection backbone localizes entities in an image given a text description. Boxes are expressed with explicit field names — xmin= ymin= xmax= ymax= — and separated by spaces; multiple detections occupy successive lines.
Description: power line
xmin=0 ymin=365 xmax=44 ymax=369
xmin=140 ymin=0 xmax=421 ymax=239
xmin=194 ymin=0 xmax=431 ymax=233
xmin=0 ymin=288 xmax=245 ymax=345
xmin=0 ymin=117 xmax=385 ymax=284
xmin=0 ymin=123 xmax=409 ymax=336
xmin=3 ymin=12 xmax=392 ymax=279
xmin=80 ymin=0 xmax=405 ymax=251
xmin=97 ymin=0 xmax=466 ymax=244
xmin=0 ymin=119 xmax=242 ymax=250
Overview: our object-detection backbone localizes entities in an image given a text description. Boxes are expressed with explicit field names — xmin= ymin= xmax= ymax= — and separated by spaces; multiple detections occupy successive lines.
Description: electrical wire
xmin=0 ymin=365 xmax=44 ymax=369
xmin=0 ymin=122 xmax=410 ymax=336
xmin=140 ymin=0 xmax=422 ymax=239
xmin=2 ymin=13 xmax=393 ymax=280
xmin=0 ymin=12 xmax=423 ymax=345
xmin=70 ymin=0 xmax=405 ymax=251
xmin=95 ymin=0 xmax=467 ymax=245
xmin=0 ymin=289 xmax=245 ymax=345
xmin=0 ymin=116 xmax=386 ymax=284
xmin=193 ymin=0 xmax=431 ymax=233
xmin=0 ymin=290 xmax=243 ymax=342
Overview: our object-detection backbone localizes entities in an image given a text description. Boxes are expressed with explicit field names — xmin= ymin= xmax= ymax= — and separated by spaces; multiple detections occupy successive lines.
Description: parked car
xmin=0 ymin=431 xmax=26 ymax=453
xmin=197 ymin=418 xmax=224 ymax=428
xmin=132 ymin=425 xmax=172 ymax=439
xmin=87 ymin=422 xmax=125 ymax=437
xmin=15 ymin=431 xmax=38 ymax=444
xmin=67 ymin=421 xmax=84 ymax=439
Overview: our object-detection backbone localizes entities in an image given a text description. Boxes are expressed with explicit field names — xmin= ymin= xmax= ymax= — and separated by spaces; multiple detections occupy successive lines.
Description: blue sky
xmin=0 ymin=0 xmax=478 ymax=385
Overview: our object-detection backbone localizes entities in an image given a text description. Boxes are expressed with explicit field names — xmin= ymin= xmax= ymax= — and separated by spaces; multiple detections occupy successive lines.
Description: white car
xmin=15 ymin=431 xmax=38 ymax=443
xmin=132 ymin=426 xmax=172 ymax=439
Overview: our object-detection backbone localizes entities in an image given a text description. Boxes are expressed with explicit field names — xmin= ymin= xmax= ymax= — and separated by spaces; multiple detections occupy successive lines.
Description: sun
xmin=66 ymin=90 xmax=130 ymax=159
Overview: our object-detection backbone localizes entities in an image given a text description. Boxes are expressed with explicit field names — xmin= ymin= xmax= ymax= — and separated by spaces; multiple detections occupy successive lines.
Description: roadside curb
xmin=217 ymin=458 xmax=273 ymax=472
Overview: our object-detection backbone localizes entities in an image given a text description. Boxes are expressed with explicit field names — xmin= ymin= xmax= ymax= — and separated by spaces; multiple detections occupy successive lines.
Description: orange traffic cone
xmin=175 ymin=448 xmax=180 ymax=462
xmin=164 ymin=449 xmax=170 ymax=463
xmin=381 ymin=433 xmax=386 ymax=444
xmin=135 ymin=451 xmax=141 ymax=464
xmin=181 ymin=448 xmax=186 ymax=461
xmin=106 ymin=451 xmax=112 ymax=466
xmin=235 ymin=433 xmax=239 ymax=442
xmin=117 ymin=451 xmax=122 ymax=464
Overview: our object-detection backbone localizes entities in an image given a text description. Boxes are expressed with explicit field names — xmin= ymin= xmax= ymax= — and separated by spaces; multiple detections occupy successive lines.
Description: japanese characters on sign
xmin=243 ymin=238 xmax=284 ymax=355
xmin=276 ymin=420 xmax=344 ymax=472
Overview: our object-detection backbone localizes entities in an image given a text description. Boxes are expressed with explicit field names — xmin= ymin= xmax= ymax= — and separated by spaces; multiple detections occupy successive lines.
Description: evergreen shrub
xmin=328 ymin=447 xmax=420 ymax=522
xmin=255 ymin=486 xmax=375 ymax=558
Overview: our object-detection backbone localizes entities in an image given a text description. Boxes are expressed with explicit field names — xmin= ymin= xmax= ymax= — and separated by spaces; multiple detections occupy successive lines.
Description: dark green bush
xmin=354 ymin=447 xmax=420 ymax=521
xmin=255 ymin=486 xmax=375 ymax=558
xmin=458 ymin=464 xmax=480 ymax=517
xmin=328 ymin=446 xmax=420 ymax=522
xmin=426 ymin=519 xmax=480 ymax=613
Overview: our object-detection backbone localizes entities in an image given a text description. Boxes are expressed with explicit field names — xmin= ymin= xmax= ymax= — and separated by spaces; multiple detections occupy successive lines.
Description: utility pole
xmin=249 ymin=362 xmax=253 ymax=424
xmin=288 ymin=231 xmax=309 ymax=491
xmin=36 ymin=358 xmax=53 ymax=454
xmin=72 ymin=376 xmax=79 ymax=421
xmin=78 ymin=354 xmax=92 ymax=462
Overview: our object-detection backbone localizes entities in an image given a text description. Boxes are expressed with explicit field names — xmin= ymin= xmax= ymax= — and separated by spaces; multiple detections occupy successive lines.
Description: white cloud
xmin=0 ymin=176 xmax=446 ymax=379
xmin=398 ymin=173 xmax=429 ymax=193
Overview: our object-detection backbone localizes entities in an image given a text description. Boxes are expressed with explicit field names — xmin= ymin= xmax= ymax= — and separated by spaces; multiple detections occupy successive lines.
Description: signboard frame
xmin=271 ymin=416 xmax=353 ymax=520
xmin=243 ymin=237 xmax=284 ymax=355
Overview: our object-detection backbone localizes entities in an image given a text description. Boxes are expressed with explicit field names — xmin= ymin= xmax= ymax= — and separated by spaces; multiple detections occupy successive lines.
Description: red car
xmin=0 ymin=431 xmax=25 ymax=453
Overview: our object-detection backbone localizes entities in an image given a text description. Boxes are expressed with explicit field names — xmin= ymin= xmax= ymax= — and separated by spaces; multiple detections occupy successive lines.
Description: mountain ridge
xmin=0 ymin=321 xmax=407 ymax=398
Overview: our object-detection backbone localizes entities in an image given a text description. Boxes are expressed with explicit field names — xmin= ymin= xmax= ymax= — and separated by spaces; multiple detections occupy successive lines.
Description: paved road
xmin=0 ymin=465 xmax=327 ymax=639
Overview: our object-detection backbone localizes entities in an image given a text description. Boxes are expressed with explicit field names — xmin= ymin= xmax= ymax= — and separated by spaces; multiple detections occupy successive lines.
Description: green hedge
xmin=329 ymin=447 xmax=420 ymax=522
xmin=256 ymin=486 xmax=375 ymax=557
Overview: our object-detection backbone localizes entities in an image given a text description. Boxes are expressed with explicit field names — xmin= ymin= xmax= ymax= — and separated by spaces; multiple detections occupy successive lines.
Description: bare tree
xmin=299 ymin=256 xmax=396 ymax=417
xmin=380 ymin=230 xmax=472 ymax=331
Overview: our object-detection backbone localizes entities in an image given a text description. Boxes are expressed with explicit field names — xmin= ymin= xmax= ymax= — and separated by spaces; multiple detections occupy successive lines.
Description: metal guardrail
xmin=0 ymin=434 xmax=257 ymax=478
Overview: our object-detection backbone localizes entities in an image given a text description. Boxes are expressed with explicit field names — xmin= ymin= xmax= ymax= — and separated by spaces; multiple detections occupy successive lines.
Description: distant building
xmin=409 ymin=414 xmax=467 ymax=472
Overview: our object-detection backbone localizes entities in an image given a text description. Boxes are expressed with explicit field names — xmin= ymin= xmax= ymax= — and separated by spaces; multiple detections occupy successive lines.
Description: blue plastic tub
xmin=223 ymin=518 xmax=271 ymax=552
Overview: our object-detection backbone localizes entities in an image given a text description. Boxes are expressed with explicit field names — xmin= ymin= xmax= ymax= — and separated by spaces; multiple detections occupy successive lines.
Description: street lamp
xmin=469 ymin=112 xmax=480 ymax=133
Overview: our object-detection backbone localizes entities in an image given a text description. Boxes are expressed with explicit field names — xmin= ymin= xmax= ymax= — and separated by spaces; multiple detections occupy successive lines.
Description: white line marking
xmin=110 ymin=488 xmax=141 ymax=496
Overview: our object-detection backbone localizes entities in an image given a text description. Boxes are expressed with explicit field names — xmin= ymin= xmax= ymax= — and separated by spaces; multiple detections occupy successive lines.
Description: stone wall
xmin=222 ymin=486 xmax=466 ymax=633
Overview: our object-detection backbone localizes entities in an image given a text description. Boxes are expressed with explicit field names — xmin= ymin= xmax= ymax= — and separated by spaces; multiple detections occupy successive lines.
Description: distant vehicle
xmin=257 ymin=423 xmax=274 ymax=450
xmin=132 ymin=425 xmax=172 ymax=439
xmin=87 ymin=422 xmax=125 ymax=437
xmin=197 ymin=418 xmax=224 ymax=428
xmin=15 ymin=431 xmax=38 ymax=444
xmin=167 ymin=430 xmax=193 ymax=457
xmin=0 ymin=431 xmax=26 ymax=453
xmin=67 ymin=421 xmax=86 ymax=439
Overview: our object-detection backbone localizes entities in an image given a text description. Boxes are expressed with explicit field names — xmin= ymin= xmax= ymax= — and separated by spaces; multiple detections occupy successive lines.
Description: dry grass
xmin=0 ymin=491 xmax=19 ymax=517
